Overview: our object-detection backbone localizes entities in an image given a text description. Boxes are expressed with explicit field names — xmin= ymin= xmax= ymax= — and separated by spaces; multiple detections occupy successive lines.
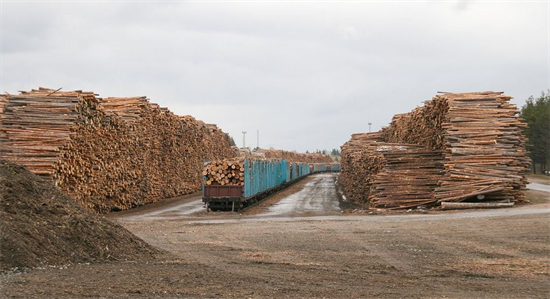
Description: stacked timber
xmin=0 ymin=95 xmax=11 ymax=158
xmin=368 ymin=145 xmax=444 ymax=209
xmin=0 ymin=87 xmax=233 ymax=213
xmin=433 ymin=92 xmax=530 ymax=203
xmin=382 ymin=92 xmax=530 ymax=204
xmin=340 ymin=91 xmax=530 ymax=210
xmin=256 ymin=148 xmax=333 ymax=163
xmin=0 ymin=95 xmax=8 ymax=114
xmin=0 ymin=88 xmax=99 ymax=176
xmin=339 ymin=132 xmax=385 ymax=206
xmin=203 ymin=159 xmax=245 ymax=186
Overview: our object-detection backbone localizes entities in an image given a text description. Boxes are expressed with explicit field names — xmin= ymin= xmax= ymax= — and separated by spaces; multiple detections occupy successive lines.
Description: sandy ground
xmin=2 ymin=173 xmax=549 ymax=299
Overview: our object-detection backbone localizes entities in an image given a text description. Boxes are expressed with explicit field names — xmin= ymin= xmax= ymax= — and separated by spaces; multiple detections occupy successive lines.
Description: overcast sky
xmin=2 ymin=1 xmax=548 ymax=152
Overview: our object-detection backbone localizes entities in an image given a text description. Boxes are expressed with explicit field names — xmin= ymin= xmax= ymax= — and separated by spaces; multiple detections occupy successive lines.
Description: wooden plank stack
xmin=0 ymin=88 xmax=98 ymax=176
xmin=368 ymin=145 xmax=444 ymax=209
xmin=0 ymin=87 xmax=234 ymax=213
xmin=340 ymin=91 xmax=530 ymax=210
xmin=203 ymin=159 xmax=245 ymax=186
xmin=433 ymin=92 xmax=530 ymax=203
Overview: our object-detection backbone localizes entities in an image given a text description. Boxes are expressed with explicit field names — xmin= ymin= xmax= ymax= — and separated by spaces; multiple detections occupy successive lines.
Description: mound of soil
xmin=0 ymin=161 xmax=160 ymax=271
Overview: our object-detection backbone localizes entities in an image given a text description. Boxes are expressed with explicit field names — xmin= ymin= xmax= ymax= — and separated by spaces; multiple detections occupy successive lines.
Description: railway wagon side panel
xmin=312 ymin=163 xmax=327 ymax=173
xmin=243 ymin=159 xmax=288 ymax=198
xmin=299 ymin=163 xmax=311 ymax=177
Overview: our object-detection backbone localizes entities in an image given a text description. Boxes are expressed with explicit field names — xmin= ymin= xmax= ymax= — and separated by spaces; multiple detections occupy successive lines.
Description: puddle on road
xmin=262 ymin=173 xmax=341 ymax=217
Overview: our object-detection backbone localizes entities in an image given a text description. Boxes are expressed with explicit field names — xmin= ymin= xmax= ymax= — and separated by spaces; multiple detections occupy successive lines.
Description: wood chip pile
xmin=340 ymin=92 xmax=530 ymax=210
xmin=0 ymin=87 xmax=233 ymax=213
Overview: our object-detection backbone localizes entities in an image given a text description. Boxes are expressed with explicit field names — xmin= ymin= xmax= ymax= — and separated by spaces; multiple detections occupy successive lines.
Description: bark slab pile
xmin=0 ymin=87 xmax=233 ymax=213
xmin=341 ymin=92 xmax=530 ymax=209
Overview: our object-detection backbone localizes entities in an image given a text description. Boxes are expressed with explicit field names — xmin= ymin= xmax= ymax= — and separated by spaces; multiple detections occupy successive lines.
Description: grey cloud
xmin=2 ymin=1 xmax=548 ymax=152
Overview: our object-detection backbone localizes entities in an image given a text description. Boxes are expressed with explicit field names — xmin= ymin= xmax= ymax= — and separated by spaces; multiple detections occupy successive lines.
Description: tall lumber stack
xmin=434 ymin=92 xmax=530 ymax=203
xmin=0 ymin=87 xmax=233 ymax=213
xmin=0 ymin=88 xmax=101 ymax=176
xmin=340 ymin=91 xmax=530 ymax=210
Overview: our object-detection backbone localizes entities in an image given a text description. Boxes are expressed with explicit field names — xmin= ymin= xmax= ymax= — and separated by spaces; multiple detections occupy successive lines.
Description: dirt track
xmin=1 ymin=173 xmax=549 ymax=299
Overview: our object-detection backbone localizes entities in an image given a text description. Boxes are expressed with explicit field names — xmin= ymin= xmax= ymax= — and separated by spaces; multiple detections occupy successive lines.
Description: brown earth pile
xmin=0 ymin=88 xmax=233 ymax=213
xmin=341 ymin=92 xmax=530 ymax=209
xmin=0 ymin=161 xmax=159 ymax=271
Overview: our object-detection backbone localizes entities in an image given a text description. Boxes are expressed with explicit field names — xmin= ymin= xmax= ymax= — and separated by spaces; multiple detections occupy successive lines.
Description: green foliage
xmin=229 ymin=136 xmax=236 ymax=146
xmin=521 ymin=91 xmax=550 ymax=172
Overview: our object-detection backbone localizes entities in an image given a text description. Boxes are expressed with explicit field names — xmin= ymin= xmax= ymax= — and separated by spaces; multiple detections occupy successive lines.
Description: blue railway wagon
xmin=312 ymin=163 xmax=328 ymax=173
xmin=329 ymin=164 xmax=341 ymax=172
xmin=204 ymin=159 xmax=291 ymax=211
xmin=243 ymin=159 xmax=288 ymax=198
xmin=287 ymin=162 xmax=311 ymax=181
xmin=203 ymin=159 xmax=333 ymax=211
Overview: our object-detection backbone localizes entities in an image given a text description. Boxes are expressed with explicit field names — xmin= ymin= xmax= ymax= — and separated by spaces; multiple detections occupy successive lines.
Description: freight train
xmin=202 ymin=160 xmax=340 ymax=212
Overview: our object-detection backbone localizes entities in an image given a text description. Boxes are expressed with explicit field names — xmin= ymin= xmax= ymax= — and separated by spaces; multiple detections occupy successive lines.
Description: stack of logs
xmin=340 ymin=91 xmax=531 ymax=210
xmin=203 ymin=159 xmax=245 ymax=186
xmin=0 ymin=87 xmax=233 ymax=213
xmin=340 ymin=132 xmax=386 ymax=207
xmin=256 ymin=148 xmax=333 ymax=163
xmin=368 ymin=145 xmax=444 ymax=209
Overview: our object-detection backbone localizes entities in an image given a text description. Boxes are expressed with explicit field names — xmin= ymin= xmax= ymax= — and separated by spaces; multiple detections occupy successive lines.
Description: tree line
xmin=520 ymin=91 xmax=549 ymax=174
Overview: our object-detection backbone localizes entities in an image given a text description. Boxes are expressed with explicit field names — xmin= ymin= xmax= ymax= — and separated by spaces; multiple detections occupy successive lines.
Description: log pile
xmin=340 ymin=91 xmax=530 ymax=210
xmin=256 ymin=148 xmax=333 ymax=163
xmin=0 ymin=95 xmax=11 ymax=162
xmin=436 ymin=92 xmax=530 ymax=203
xmin=339 ymin=132 xmax=385 ymax=206
xmin=0 ymin=87 xmax=233 ymax=213
xmin=368 ymin=146 xmax=444 ymax=209
xmin=203 ymin=159 xmax=245 ymax=186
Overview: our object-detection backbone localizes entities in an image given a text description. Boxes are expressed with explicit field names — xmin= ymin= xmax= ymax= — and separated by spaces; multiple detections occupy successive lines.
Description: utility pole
xmin=368 ymin=122 xmax=372 ymax=132
xmin=242 ymin=131 xmax=247 ymax=148
xmin=257 ymin=130 xmax=259 ymax=149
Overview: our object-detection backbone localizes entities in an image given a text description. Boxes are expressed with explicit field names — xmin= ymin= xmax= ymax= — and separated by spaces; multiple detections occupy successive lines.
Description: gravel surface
xmin=2 ymin=173 xmax=549 ymax=299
